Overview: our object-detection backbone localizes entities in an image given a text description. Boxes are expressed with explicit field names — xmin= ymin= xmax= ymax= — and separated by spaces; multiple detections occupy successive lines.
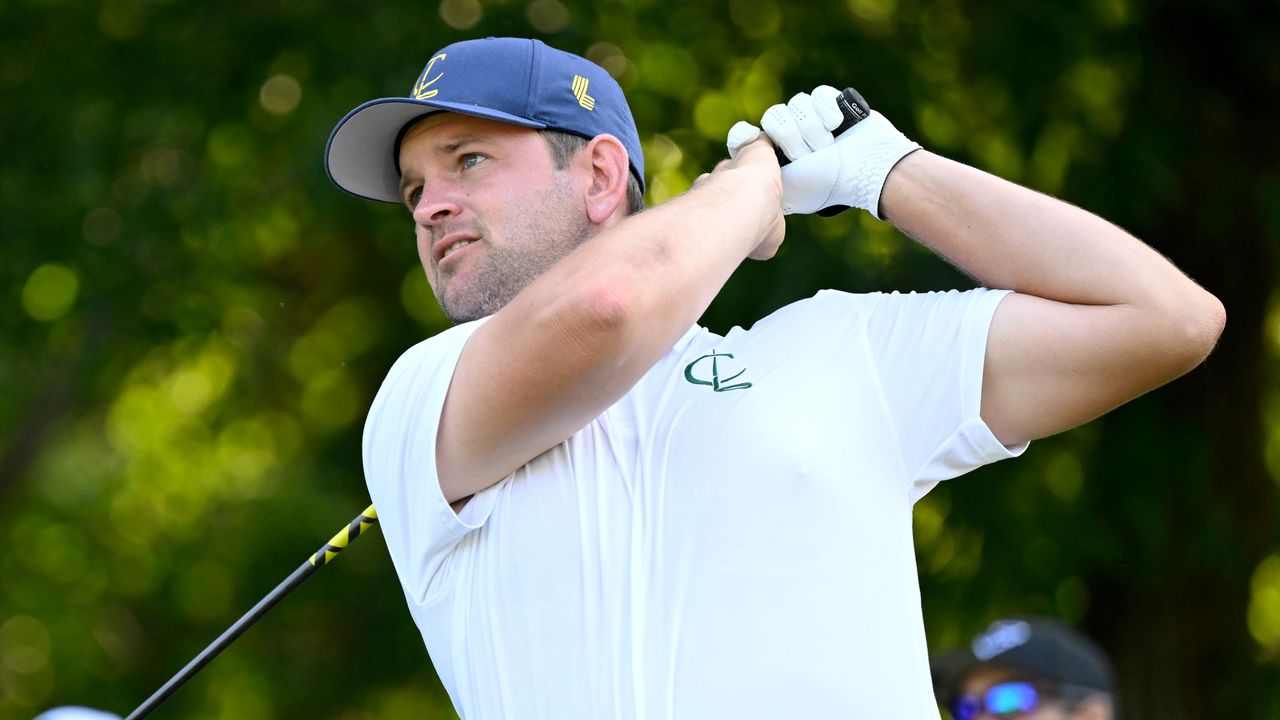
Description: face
xmin=954 ymin=668 xmax=1071 ymax=720
xmin=397 ymin=112 xmax=594 ymax=323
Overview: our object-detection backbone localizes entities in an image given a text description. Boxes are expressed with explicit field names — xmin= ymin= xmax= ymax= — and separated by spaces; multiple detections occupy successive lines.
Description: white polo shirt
xmin=363 ymin=288 xmax=1025 ymax=719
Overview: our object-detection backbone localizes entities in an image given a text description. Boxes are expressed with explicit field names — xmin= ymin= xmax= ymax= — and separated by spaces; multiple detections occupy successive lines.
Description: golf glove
xmin=727 ymin=85 xmax=920 ymax=218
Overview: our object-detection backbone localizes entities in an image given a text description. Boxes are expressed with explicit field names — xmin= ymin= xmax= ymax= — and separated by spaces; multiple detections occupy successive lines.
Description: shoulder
xmin=396 ymin=319 xmax=486 ymax=366
xmin=365 ymin=320 xmax=488 ymax=422
xmin=381 ymin=320 xmax=487 ymax=383
xmin=838 ymin=288 xmax=1009 ymax=326
xmin=739 ymin=289 xmax=888 ymax=337
xmin=749 ymin=288 xmax=989 ymax=322
xmin=737 ymin=288 xmax=1008 ymax=347
xmin=752 ymin=289 xmax=876 ymax=327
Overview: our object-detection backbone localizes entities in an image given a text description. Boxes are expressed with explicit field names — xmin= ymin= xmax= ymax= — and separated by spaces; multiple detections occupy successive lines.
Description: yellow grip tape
xmin=309 ymin=505 xmax=379 ymax=567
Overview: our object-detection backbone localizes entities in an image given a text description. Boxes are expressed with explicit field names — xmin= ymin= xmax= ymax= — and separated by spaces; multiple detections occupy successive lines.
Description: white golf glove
xmin=727 ymin=85 xmax=920 ymax=218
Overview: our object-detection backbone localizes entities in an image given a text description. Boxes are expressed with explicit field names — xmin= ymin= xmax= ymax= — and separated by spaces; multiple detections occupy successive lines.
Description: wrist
xmin=876 ymin=149 xmax=932 ymax=227
xmin=677 ymin=168 xmax=781 ymax=255
xmin=834 ymin=111 xmax=920 ymax=219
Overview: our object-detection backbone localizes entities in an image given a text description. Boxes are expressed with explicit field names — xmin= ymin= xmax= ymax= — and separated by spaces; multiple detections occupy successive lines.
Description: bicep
xmin=981 ymin=292 xmax=1184 ymax=446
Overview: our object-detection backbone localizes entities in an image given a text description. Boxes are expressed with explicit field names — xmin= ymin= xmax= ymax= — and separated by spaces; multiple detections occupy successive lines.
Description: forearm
xmin=523 ymin=164 xmax=780 ymax=369
xmin=879 ymin=150 xmax=1209 ymax=313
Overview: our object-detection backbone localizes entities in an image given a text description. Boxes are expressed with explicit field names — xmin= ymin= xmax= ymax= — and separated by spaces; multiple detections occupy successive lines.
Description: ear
xmin=578 ymin=134 xmax=630 ymax=224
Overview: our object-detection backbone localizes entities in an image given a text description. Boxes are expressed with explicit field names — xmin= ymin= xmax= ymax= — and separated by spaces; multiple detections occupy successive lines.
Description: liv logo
xmin=684 ymin=351 xmax=753 ymax=392
xmin=411 ymin=53 xmax=447 ymax=100
xmin=570 ymin=74 xmax=595 ymax=110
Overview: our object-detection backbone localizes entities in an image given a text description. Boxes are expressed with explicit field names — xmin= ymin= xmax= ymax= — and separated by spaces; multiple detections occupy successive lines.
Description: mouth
xmin=432 ymin=232 xmax=480 ymax=265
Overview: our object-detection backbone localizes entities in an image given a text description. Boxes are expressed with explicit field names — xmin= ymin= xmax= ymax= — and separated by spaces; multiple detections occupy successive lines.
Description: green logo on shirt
xmin=684 ymin=351 xmax=753 ymax=392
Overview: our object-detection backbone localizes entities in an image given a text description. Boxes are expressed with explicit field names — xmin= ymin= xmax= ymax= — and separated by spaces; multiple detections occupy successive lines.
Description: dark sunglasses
xmin=951 ymin=681 xmax=1042 ymax=720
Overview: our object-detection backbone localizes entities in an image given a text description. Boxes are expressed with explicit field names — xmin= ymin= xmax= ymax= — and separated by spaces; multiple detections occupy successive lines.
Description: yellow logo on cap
xmin=571 ymin=75 xmax=595 ymax=111
xmin=412 ymin=53 xmax=447 ymax=100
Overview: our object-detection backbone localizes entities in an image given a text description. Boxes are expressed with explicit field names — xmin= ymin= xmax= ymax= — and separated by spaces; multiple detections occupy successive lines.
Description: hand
xmin=743 ymin=85 xmax=920 ymax=217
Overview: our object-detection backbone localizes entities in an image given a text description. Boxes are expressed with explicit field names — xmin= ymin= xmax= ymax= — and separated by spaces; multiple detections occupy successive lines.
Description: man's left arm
xmin=878 ymin=150 xmax=1225 ymax=446
xmin=745 ymin=87 xmax=1225 ymax=448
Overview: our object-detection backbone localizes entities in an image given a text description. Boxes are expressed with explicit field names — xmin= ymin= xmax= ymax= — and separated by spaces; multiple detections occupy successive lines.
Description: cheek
xmin=414 ymin=227 xmax=432 ymax=262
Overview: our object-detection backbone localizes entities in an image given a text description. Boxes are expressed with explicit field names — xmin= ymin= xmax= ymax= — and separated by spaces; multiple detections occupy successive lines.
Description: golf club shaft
xmin=125 ymin=506 xmax=378 ymax=720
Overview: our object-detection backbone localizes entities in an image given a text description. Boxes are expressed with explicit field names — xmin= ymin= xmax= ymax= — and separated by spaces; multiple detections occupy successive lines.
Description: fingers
xmin=762 ymin=89 xmax=842 ymax=162
xmin=810 ymin=85 xmax=845 ymax=131
xmin=787 ymin=92 xmax=834 ymax=150
xmin=726 ymin=121 xmax=761 ymax=159
xmin=761 ymin=102 xmax=807 ymax=162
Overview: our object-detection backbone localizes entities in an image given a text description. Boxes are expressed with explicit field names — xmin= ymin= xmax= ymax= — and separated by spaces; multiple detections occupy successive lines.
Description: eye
xmin=405 ymin=186 xmax=422 ymax=209
xmin=460 ymin=153 xmax=485 ymax=170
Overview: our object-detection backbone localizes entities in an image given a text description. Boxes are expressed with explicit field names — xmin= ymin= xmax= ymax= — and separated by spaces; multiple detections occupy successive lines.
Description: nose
xmin=411 ymin=186 xmax=463 ymax=227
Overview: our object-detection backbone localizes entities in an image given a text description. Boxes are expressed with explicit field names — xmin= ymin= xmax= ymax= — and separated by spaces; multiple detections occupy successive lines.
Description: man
xmin=324 ymin=37 xmax=1222 ymax=717
xmin=931 ymin=617 xmax=1116 ymax=720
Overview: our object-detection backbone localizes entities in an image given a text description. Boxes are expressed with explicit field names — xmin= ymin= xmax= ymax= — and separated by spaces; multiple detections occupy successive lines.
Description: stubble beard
xmin=435 ymin=178 xmax=595 ymax=324
xmin=436 ymin=234 xmax=582 ymax=323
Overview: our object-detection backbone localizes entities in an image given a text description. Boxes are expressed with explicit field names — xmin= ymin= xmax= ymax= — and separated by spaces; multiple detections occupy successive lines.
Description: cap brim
xmin=324 ymin=97 xmax=547 ymax=204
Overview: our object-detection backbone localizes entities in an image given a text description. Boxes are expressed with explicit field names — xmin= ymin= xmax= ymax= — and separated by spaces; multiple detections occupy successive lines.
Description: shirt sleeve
xmin=362 ymin=318 xmax=506 ymax=605
xmin=823 ymin=288 xmax=1028 ymax=502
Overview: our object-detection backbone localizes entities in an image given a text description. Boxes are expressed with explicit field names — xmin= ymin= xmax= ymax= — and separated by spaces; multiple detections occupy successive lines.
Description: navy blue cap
xmin=931 ymin=617 xmax=1116 ymax=705
xmin=325 ymin=37 xmax=644 ymax=203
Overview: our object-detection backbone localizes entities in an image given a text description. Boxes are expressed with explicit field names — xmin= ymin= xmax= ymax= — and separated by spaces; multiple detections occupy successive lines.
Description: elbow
xmin=1170 ymin=287 xmax=1225 ymax=371
xmin=1197 ymin=289 xmax=1226 ymax=358
xmin=578 ymin=283 xmax=635 ymax=338
xmin=545 ymin=280 xmax=637 ymax=363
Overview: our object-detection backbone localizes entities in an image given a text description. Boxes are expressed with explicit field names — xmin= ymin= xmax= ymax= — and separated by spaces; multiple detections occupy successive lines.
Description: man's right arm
xmin=436 ymin=139 xmax=784 ymax=504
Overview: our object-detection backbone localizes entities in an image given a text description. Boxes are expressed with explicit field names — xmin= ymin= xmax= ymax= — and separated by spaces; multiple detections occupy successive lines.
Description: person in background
xmin=32 ymin=708 xmax=123 ymax=720
xmin=932 ymin=617 xmax=1117 ymax=720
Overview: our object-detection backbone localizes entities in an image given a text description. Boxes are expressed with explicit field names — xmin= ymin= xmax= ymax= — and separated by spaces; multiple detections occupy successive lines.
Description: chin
xmin=439 ymin=297 xmax=487 ymax=325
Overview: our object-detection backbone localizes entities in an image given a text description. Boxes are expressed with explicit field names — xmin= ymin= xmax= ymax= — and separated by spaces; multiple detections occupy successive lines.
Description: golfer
xmin=325 ymin=37 xmax=1222 ymax=717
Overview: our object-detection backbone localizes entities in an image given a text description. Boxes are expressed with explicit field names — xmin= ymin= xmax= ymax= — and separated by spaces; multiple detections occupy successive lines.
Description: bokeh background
xmin=2 ymin=0 xmax=1278 ymax=718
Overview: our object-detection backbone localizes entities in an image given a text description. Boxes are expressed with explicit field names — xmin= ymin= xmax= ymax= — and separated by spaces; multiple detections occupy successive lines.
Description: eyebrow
xmin=435 ymin=135 xmax=484 ymax=156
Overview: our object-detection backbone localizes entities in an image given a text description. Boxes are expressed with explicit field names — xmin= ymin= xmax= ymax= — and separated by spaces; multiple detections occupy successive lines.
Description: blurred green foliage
xmin=2 ymin=0 xmax=1277 ymax=718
